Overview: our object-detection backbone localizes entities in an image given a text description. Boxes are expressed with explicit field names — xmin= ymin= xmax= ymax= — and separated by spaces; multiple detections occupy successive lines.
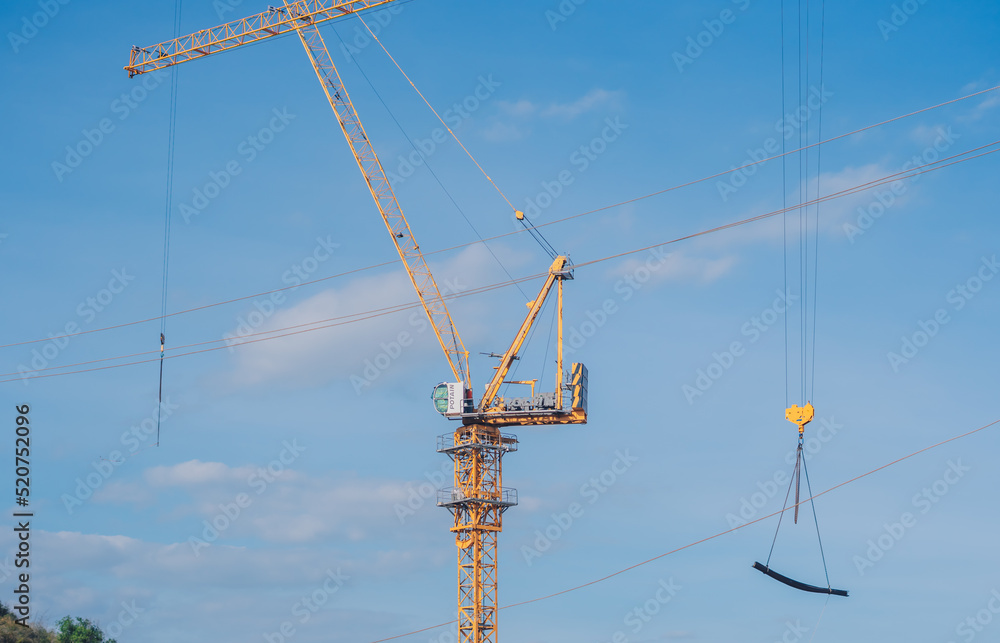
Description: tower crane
xmin=125 ymin=3 xmax=588 ymax=642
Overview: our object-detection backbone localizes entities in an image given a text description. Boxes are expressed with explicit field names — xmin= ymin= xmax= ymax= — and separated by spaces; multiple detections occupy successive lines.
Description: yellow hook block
xmin=785 ymin=402 xmax=815 ymax=436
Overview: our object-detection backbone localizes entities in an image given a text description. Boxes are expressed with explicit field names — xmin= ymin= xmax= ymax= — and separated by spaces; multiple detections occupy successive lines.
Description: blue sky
xmin=2 ymin=0 xmax=999 ymax=641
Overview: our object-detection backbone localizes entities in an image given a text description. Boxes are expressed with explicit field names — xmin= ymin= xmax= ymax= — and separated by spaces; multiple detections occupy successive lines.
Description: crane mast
xmin=125 ymin=6 xmax=587 ymax=642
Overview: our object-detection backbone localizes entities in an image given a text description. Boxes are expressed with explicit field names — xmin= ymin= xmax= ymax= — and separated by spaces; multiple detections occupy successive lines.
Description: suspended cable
xmin=330 ymin=23 xmax=530 ymax=300
xmin=1 ymin=130 xmax=997 ymax=355
xmin=156 ymin=0 xmax=183 ymax=447
xmin=761 ymin=0 xmax=839 ymax=597
xmin=517 ymin=211 xmax=559 ymax=260
xmin=801 ymin=445 xmax=831 ymax=589
xmin=369 ymin=417 xmax=1000 ymax=643
xmin=3 ymin=143 xmax=997 ymax=384
xmin=356 ymin=15 xmax=516 ymax=212
xmin=797 ymin=0 xmax=807 ymax=405
xmin=781 ymin=0 xmax=789 ymax=409
xmin=0 ymin=277 xmax=540 ymax=383
xmin=810 ymin=0 xmax=827 ymax=403
xmin=356 ymin=15 xmax=561 ymax=258
xmin=806 ymin=596 xmax=832 ymax=643
xmin=765 ymin=448 xmax=797 ymax=567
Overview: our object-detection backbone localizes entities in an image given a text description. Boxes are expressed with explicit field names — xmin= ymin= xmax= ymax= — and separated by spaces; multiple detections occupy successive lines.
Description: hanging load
xmin=754 ymin=403 xmax=848 ymax=598
xmin=753 ymin=562 xmax=848 ymax=597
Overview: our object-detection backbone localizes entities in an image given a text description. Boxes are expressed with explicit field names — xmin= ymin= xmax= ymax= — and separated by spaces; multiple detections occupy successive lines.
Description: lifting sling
xmin=755 ymin=404 xmax=848 ymax=598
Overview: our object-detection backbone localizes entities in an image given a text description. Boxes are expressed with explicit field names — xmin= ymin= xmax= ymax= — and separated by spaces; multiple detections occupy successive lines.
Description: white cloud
xmin=90 ymin=459 xmax=447 ymax=546
xmin=541 ymin=88 xmax=622 ymax=119
xmin=498 ymin=98 xmax=537 ymax=117
xmin=810 ymin=162 xmax=899 ymax=232
xmin=611 ymin=250 xmax=737 ymax=286
xmin=482 ymin=120 xmax=526 ymax=142
xmin=962 ymin=93 xmax=1000 ymax=122
xmin=146 ymin=459 xmax=251 ymax=487
xmin=497 ymin=89 xmax=623 ymax=121
xmin=223 ymin=244 xmax=525 ymax=389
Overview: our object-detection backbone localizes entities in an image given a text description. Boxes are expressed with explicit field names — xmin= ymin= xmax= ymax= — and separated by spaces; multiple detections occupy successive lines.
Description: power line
xmin=3 ymin=142 xmax=996 ymax=385
xmin=368 ymin=416 xmax=1000 ymax=643
xmin=2 ymin=79 xmax=996 ymax=355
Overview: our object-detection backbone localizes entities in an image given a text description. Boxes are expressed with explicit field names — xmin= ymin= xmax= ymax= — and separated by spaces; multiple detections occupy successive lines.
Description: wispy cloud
xmin=611 ymin=250 xmax=738 ymax=286
xmin=498 ymin=88 xmax=623 ymax=120
xmin=541 ymin=88 xmax=622 ymax=119
xmin=498 ymin=98 xmax=537 ymax=117
xmin=223 ymin=244 xmax=528 ymax=389
xmin=482 ymin=120 xmax=526 ymax=142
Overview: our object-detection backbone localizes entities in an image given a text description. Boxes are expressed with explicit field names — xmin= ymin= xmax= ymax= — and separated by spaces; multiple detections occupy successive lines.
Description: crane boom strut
xmin=125 ymin=0 xmax=396 ymax=77
xmin=479 ymin=256 xmax=569 ymax=412
xmin=283 ymin=1 xmax=470 ymax=387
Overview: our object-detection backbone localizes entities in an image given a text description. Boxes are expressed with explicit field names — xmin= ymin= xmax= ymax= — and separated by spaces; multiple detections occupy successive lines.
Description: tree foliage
xmin=0 ymin=603 xmax=114 ymax=643
xmin=0 ymin=615 xmax=57 ymax=643
xmin=55 ymin=618 xmax=115 ymax=643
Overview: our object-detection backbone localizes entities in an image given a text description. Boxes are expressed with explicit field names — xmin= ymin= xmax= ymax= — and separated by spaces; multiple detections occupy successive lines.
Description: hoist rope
xmin=356 ymin=16 xmax=516 ymax=212
xmin=329 ymin=24 xmax=529 ymax=300
xmin=809 ymin=0 xmax=826 ymax=403
xmin=798 ymin=0 xmax=807 ymax=404
xmin=157 ymin=0 xmax=183 ymax=446
xmin=356 ymin=15 xmax=560 ymax=259
xmin=781 ymin=0 xmax=790 ymax=409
